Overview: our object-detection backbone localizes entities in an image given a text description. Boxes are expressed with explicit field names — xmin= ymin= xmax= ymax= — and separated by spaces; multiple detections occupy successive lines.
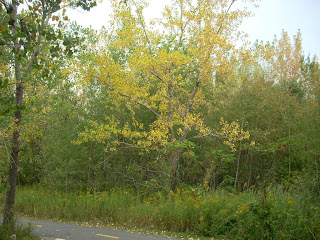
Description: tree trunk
xmin=3 ymin=66 xmax=23 ymax=225
xmin=234 ymin=149 xmax=241 ymax=190
xmin=3 ymin=123 xmax=20 ymax=224
xmin=169 ymin=150 xmax=179 ymax=192
xmin=3 ymin=2 xmax=23 ymax=225
xmin=247 ymin=154 xmax=253 ymax=190
xmin=315 ymin=156 xmax=320 ymax=195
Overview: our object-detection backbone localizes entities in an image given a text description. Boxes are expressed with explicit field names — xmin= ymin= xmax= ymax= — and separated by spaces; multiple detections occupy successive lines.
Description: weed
xmin=10 ymin=186 xmax=320 ymax=239
xmin=0 ymin=223 xmax=38 ymax=240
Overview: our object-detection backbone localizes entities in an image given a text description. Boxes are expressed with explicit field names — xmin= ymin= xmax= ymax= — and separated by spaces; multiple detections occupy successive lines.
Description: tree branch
xmin=118 ymin=91 xmax=167 ymax=123
xmin=167 ymin=63 xmax=175 ymax=141
xmin=0 ymin=37 xmax=13 ymax=46
xmin=204 ymin=0 xmax=236 ymax=63
xmin=187 ymin=132 xmax=220 ymax=141
xmin=95 ymin=74 xmax=166 ymax=123
xmin=26 ymin=8 xmax=50 ymax=72
xmin=179 ymin=81 xmax=200 ymax=141
xmin=131 ymin=0 xmax=153 ymax=54
xmin=180 ymin=0 xmax=237 ymax=142
xmin=148 ymin=67 xmax=165 ymax=82
xmin=0 ymin=0 xmax=9 ymax=11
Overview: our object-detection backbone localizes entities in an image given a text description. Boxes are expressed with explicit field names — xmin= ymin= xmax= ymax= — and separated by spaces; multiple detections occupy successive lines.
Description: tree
xmin=0 ymin=0 xmax=97 ymax=225
xmin=297 ymin=55 xmax=320 ymax=194
xmin=269 ymin=30 xmax=303 ymax=84
xmin=77 ymin=0 xmax=252 ymax=191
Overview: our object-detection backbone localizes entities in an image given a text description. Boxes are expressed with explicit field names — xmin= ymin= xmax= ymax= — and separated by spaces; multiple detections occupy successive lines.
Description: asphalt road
xmin=19 ymin=219 xmax=180 ymax=240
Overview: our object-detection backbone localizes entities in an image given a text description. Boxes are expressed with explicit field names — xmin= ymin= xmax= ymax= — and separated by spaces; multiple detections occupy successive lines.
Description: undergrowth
xmin=0 ymin=223 xmax=38 ymax=240
xmin=4 ymin=186 xmax=320 ymax=239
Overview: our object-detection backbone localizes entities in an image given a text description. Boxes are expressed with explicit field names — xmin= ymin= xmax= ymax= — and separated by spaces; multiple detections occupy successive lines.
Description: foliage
xmin=0 ymin=0 xmax=320 ymax=237
xmin=75 ymin=0 xmax=254 ymax=191
xmin=10 ymin=186 xmax=320 ymax=239
xmin=0 ymin=223 xmax=37 ymax=240
xmin=0 ymin=0 xmax=99 ymax=225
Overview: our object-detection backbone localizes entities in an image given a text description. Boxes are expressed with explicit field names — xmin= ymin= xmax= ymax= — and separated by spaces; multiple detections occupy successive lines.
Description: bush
xmin=0 ymin=223 xmax=38 ymax=240
xmin=13 ymin=185 xmax=320 ymax=239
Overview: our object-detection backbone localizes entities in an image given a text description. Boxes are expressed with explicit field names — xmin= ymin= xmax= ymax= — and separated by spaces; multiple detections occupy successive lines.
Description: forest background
xmin=0 ymin=0 xmax=319 ymax=239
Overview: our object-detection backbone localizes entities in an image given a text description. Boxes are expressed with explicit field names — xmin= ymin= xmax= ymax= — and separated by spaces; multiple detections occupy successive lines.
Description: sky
xmin=67 ymin=0 xmax=320 ymax=57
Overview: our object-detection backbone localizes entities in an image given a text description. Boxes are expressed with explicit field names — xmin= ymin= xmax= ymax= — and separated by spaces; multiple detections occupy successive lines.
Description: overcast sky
xmin=67 ymin=0 xmax=320 ymax=57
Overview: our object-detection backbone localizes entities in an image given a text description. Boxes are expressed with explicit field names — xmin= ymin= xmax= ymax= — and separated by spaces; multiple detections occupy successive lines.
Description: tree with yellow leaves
xmin=78 ymin=0 xmax=252 ymax=191
xmin=270 ymin=30 xmax=303 ymax=84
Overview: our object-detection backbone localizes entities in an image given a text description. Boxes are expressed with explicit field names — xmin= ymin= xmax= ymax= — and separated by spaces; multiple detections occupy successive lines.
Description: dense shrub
xmin=12 ymin=186 xmax=320 ymax=239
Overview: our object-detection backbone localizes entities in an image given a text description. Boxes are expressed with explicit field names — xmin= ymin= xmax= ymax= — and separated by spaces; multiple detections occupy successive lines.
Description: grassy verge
xmin=0 ymin=223 xmax=39 ymax=240
xmin=3 ymin=186 xmax=320 ymax=239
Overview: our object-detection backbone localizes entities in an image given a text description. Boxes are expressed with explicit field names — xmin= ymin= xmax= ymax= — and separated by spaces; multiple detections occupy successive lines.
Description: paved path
xmin=20 ymin=219 xmax=180 ymax=240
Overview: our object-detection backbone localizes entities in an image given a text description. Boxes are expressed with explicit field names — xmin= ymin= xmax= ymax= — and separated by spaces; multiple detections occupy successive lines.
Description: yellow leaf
xmin=0 ymin=25 xmax=6 ymax=32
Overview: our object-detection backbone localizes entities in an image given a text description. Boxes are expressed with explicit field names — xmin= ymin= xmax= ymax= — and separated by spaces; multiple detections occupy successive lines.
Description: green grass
xmin=0 ymin=223 xmax=39 ymax=240
xmin=3 ymin=186 xmax=320 ymax=239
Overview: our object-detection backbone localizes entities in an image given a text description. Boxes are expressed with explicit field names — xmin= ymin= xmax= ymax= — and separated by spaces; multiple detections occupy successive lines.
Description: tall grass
xmin=10 ymin=186 xmax=320 ymax=239
xmin=0 ymin=223 xmax=38 ymax=240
